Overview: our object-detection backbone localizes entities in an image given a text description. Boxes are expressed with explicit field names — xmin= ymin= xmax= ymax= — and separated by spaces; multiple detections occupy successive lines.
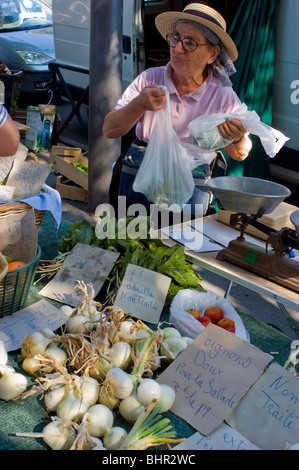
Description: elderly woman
xmin=103 ymin=3 xmax=252 ymax=216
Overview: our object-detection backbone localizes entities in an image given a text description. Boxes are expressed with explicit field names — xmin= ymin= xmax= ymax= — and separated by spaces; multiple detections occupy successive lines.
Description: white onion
xmin=22 ymin=357 xmax=44 ymax=375
xmin=56 ymin=390 xmax=89 ymax=422
xmin=103 ymin=427 xmax=128 ymax=450
xmin=137 ymin=379 xmax=161 ymax=405
xmin=60 ymin=305 xmax=75 ymax=317
xmin=154 ymin=384 xmax=176 ymax=412
xmin=160 ymin=336 xmax=188 ymax=362
xmin=108 ymin=320 xmax=139 ymax=344
xmin=162 ymin=327 xmax=181 ymax=339
xmin=45 ymin=345 xmax=67 ymax=366
xmin=119 ymin=392 xmax=145 ymax=424
xmin=79 ymin=376 xmax=100 ymax=407
xmin=66 ymin=315 xmax=94 ymax=334
xmin=44 ymin=385 xmax=67 ymax=412
xmin=105 ymin=368 xmax=134 ymax=399
xmin=83 ymin=404 xmax=114 ymax=438
xmin=21 ymin=331 xmax=50 ymax=358
xmin=108 ymin=341 xmax=131 ymax=369
xmin=40 ymin=328 xmax=57 ymax=339
xmin=42 ymin=420 xmax=76 ymax=450
xmin=0 ymin=366 xmax=27 ymax=401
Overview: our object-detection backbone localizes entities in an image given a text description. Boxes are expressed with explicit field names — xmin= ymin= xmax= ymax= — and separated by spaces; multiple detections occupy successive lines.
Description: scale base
xmin=217 ymin=238 xmax=299 ymax=294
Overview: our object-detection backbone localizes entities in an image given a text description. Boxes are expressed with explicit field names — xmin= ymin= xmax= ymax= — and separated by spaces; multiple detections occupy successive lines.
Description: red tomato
xmin=187 ymin=309 xmax=201 ymax=321
xmin=199 ymin=316 xmax=213 ymax=327
xmin=224 ymin=326 xmax=236 ymax=333
xmin=204 ymin=306 xmax=224 ymax=324
xmin=8 ymin=261 xmax=26 ymax=271
xmin=217 ymin=318 xmax=235 ymax=331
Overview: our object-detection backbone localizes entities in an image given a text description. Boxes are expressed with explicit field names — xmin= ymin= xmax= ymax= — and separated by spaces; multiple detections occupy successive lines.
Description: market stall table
xmin=0 ymin=212 xmax=297 ymax=451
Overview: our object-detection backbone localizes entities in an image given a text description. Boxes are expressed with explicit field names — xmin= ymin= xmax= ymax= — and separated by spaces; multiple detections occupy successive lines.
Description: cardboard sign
xmin=0 ymin=208 xmax=37 ymax=263
xmin=227 ymin=362 xmax=299 ymax=450
xmin=0 ymin=300 xmax=68 ymax=352
xmin=0 ymin=185 xmax=15 ymax=203
xmin=40 ymin=243 xmax=120 ymax=307
xmin=6 ymin=160 xmax=52 ymax=199
xmin=114 ymin=264 xmax=171 ymax=324
xmin=0 ymin=155 xmax=14 ymax=181
xmin=175 ymin=423 xmax=261 ymax=451
xmin=157 ymin=323 xmax=272 ymax=436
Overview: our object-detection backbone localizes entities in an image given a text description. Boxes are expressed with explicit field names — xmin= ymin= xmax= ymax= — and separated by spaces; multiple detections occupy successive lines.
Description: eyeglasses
xmin=166 ymin=33 xmax=210 ymax=52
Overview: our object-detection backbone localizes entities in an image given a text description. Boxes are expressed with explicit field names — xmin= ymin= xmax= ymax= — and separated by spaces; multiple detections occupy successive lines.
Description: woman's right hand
xmin=137 ymin=86 xmax=166 ymax=112
xmin=103 ymin=86 xmax=166 ymax=139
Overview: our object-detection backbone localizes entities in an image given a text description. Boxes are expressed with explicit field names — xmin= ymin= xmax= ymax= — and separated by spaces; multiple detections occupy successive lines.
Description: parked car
xmin=0 ymin=0 xmax=55 ymax=99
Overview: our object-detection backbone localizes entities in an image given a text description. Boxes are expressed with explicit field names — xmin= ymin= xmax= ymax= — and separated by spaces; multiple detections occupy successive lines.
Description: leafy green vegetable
xmin=71 ymin=162 xmax=88 ymax=173
xmin=53 ymin=216 xmax=204 ymax=304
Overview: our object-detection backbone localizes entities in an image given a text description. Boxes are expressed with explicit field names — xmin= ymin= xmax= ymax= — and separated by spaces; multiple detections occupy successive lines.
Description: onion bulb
xmin=104 ymin=368 xmax=135 ymax=399
xmin=78 ymin=376 xmax=100 ymax=407
xmin=44 ymin=385 xmax=67 ymax=412
xmin=162 ymin=327 xmax=181 ymax=339
xmin=0 ymin=366 xmax=27 ymax=401
xmin=66 ymin=315 xmax=94 ymax=334
xmin=103 ymin=427 xmax=128 ymax=450
xmin=83 ymin=404 xmax=114 ymax=438
xmin=119 ymin=392 xmax=145 ymax=424
xmin=108 ymin=341 xmax=131 ymax=369
xmin=154 ymin=384 xmax=176 ymax=412
xmin=137 ymin=379 xmax=161 ymax=405
xmin=42 ymin=419 xmax=76 ymax=450
xmin=21 ymin=331 xmax=50 ymax=358
xmin=160 ymin=336 xmax=188 ymax=362
xmin=56 ymin=390 xmax=89 ymax=422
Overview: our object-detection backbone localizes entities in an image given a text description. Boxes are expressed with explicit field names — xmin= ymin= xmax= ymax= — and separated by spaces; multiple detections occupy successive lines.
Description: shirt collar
xmin=164 ymin=62 xmax=212 ymax=101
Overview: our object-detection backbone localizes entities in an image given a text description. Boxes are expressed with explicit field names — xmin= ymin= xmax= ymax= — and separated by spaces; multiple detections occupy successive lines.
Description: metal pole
xmin=88 ymin=0 xmax=123 ymax=213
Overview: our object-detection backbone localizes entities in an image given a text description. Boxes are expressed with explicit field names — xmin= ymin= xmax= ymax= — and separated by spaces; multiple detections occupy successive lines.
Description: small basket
xmin=0 ymin=245 xmax=41 ymax=317
xmin=0 ymin=201 xmax=45 ymax=229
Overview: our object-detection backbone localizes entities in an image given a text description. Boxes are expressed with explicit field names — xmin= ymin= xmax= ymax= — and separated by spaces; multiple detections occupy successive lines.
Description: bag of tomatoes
xmin=170 ymin=289 xmax=249 ymax=341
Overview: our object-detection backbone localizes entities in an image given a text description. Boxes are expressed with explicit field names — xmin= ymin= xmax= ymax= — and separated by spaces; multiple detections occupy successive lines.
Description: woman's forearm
xmin=225 ymin=135 xmax=252 ymax=162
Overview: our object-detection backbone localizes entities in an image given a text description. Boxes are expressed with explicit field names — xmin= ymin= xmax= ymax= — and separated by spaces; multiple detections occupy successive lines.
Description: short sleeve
xmin=0 ymin=104 xmax=8 ymax=128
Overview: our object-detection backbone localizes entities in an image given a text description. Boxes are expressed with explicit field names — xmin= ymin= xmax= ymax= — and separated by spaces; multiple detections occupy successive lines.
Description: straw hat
xmin=155 ymin=3 xmax=238 ymax=62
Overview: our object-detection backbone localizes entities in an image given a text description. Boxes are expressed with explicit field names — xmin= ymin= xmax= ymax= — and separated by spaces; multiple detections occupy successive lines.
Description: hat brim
xmin=155 ymin=11 xmax=238 ymax=62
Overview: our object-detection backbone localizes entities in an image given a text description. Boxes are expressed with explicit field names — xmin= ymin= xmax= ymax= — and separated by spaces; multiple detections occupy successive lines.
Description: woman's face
xmin=169 ymin=22 xmax=220 ymax=81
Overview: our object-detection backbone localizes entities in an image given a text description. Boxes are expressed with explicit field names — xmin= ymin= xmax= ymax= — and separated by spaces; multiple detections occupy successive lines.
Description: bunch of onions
xmin=64 ymin=282 xmax=103 ymax=334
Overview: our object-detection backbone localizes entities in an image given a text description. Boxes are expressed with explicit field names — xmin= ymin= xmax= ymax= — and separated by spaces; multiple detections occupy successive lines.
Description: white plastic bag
xmin=169 ymin=289 xmax=249 ymax=341
xmin=133 ymin=87 xmax=202 ymax=211
xmin=188 ymin=103 xmax=289 ymax=158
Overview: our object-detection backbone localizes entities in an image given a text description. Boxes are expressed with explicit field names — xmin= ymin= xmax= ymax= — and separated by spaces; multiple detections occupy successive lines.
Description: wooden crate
xmin=49 ymin=145 xmax=88 ymax=190
xmin=56 ymin=175 xmax=88 ymax=203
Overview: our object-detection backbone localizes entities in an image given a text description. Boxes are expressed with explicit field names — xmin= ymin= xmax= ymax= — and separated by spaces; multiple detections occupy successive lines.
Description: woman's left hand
xmin=219 ymin=119 xmax=246 ymax=144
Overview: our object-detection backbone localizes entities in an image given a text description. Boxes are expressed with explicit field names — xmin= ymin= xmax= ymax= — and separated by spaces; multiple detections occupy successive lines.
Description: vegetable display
xmin=7 ymin=281 xmax=191 ymax=450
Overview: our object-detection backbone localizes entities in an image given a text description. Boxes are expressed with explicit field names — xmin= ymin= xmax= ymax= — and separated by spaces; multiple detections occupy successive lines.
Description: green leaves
xmin=57 ymin=217 xmax=204 ymax=304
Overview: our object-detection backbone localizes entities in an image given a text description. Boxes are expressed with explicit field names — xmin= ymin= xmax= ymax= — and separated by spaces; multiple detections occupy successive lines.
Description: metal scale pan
xmin=207 ymin=176 xmax=291 ymax=216
xmin=206 ymin=177 xmax=299 ymax=293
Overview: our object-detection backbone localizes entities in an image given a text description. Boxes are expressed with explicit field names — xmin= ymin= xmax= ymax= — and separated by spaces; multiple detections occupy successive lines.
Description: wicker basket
xmin=0 ymin=252 xmax=8 ymax=281
xmin=0 ymin=245 xmax=41 ymax=317
xmin=0 ymin=201 xmax=45 ymax=229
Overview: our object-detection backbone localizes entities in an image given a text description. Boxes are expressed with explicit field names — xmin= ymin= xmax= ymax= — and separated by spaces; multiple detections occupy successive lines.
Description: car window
xmin=0 ymin=0 xmax=52 ymax=31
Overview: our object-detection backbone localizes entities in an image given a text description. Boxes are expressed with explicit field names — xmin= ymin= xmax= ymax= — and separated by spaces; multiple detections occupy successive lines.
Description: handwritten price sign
xmin=158 ymin=323 xmax=272 ymax=436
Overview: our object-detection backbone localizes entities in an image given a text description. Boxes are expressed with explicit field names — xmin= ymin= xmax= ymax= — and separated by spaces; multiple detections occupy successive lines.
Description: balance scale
xmin=207 ymin=177 xmax=299 ymax=294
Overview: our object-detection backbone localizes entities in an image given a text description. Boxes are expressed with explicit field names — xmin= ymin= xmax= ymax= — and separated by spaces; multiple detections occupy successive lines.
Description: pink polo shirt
xmin=115 ymin=62 xmax=241 ymax=145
